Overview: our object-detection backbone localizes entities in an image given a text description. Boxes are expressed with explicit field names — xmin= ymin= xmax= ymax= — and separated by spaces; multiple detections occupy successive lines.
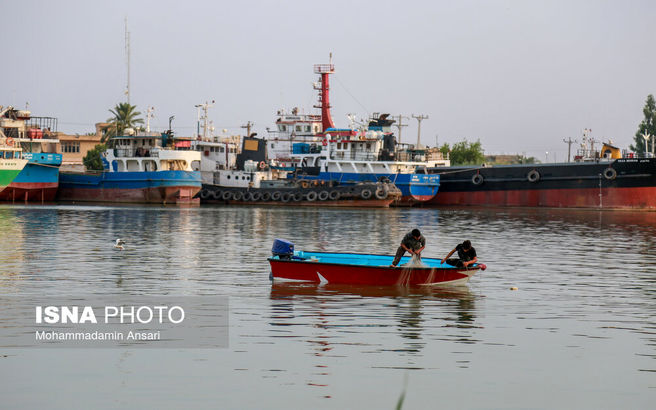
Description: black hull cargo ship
xmin=426 ymin=154 xmax=656 ymax=210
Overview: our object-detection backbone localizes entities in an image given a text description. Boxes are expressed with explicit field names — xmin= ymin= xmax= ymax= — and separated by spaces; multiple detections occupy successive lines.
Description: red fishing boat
xmin=268 ymin=239 xmax=485 ymax=286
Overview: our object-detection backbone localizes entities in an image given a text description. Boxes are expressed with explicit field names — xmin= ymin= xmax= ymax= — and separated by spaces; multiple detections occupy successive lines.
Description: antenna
xmin=411 ymin=114 xmax=429 ymax=148
xmin=241 ymin=121 xmax=254 ymax=138
xmin=146 ymin=106 xmax=155 ymax=133
xmin=194 ymin=101 xmax=215 ymax=139
xmin=125 ymin=17 xmax=130 ymax=104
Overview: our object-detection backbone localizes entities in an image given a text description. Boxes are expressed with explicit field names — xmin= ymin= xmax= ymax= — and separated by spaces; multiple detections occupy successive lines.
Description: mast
xmin=125 ymin=17 xmax=130 ymax=104
xmin=313 ymin=53 xmax=336 ymax=132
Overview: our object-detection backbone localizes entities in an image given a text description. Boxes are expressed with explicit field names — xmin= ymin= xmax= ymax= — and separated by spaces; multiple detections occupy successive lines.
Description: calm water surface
xmin=0 ymin=204 xmax=655 ymax=409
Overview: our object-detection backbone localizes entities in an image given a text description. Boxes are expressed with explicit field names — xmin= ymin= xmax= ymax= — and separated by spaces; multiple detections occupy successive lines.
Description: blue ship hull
xmin=0 ymin=153 xmax=62 ymax=202
xmin=58 ymin=170 xmax=202 ymax=204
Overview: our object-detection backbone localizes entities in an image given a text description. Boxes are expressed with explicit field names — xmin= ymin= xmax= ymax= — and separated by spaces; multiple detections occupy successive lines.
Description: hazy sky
xmin=3 ymin=0 xmax=655 ymax=161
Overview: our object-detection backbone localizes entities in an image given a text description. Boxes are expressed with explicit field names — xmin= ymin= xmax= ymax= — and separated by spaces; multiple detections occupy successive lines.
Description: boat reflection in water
xmin=268 ymin=282 xmax=478 ymax=393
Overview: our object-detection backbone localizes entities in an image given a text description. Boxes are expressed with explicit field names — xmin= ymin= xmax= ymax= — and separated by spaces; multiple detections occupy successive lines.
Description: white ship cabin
xmin=284 ymin=130 xmax=450 ymax=173
xmin=267 ymin=108 xmax=323 ymax=160
xmin=212 ymin=160 xmax=288 ymax=188
xmin=106 ymin=132 xmax=200 ymax=172
xmin=186 ymin=137 xmax=240 ymax=183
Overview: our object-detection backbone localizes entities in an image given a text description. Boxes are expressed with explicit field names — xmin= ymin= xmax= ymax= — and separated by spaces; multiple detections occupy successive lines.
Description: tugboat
xmin=266 ymin=57 xmax=447 ymax=205
xmin=0 ymin=106 xmax=62 ymax=202
xmin=196 ymin=133 xmax=401 ymax=207
xmin=58 ymin=127 xmax=201 ymax=204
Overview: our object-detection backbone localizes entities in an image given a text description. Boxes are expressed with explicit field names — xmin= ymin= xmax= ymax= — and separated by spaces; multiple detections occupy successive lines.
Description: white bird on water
xmin=114 ymin=239 xmax=125 ymax=250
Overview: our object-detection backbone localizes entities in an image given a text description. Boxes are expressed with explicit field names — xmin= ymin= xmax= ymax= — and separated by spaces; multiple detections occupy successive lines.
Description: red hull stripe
xmin=428 ymin=186 xmax=656 ymax=209
xmin=0 ymin=183 xmax=58 ymax=202
xmin=57 ymin=186 xmax=201 ymax=204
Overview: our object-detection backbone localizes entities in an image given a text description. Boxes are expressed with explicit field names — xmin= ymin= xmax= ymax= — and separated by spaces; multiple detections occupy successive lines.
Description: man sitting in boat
xmin=390 ymin=229 xmax=425 ymax=267
xmin=441 ymin=240 xmax=477 ymax=268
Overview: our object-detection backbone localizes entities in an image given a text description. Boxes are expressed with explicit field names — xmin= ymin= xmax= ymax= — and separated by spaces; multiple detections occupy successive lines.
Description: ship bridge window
xmin=337 ymin=143 xmax=342 ymax=149
xmin=366 ymin=143 xmax=371 ymax=150
xmin=279 ymin=125 xmax=287 ymax=132
xmin=295 ymin=125 xmax=302 ymax=132
xmin=305 ymin=125 xmax=311 ymax=132
xmin=219 ymin=147 xmax=225 ymax=153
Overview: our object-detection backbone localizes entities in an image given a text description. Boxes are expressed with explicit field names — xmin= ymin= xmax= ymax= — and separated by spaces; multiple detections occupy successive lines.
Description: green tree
xmin=438 ymin=143 xmax=450 ymax=158
xmin=104 ymin=102 xmax=144 ymax=144
xmin=448 ymin=139 xmax=485 ymax=165
xmin=82 ymin=143 xmax=107 ymax=171
xmin=631 ymin=94 xmax=656 ymax=154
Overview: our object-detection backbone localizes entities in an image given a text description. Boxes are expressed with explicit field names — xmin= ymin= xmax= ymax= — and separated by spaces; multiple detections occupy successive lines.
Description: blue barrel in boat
xmin=272 ymin=239 xmax=294 ymax=259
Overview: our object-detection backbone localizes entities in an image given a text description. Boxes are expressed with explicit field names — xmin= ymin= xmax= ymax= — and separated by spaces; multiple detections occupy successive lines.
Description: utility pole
xmin=241 ymin=121 xmax=254 ymax=138
xmin=411 ymin=114 xmax=429 ymax=148
xmin=563 ymin=136 xmax=577 ymax=162
xmin=394 ymin=115 xmax=409 ymax=143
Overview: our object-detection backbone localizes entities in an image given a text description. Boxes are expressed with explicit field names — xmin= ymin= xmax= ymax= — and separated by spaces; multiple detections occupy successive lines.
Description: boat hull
xmin=269 ymin=252 xmax=480 ymax=286
xmin=427 ymin=158 xmax=656 ymax=210
xmin=0 ymin=159 xmax=60 ymax=202
xmin=58 ymin=170 xmax=201 ymax=204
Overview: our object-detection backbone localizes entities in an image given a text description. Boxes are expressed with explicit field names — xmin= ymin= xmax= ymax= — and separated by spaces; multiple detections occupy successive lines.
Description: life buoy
xmin=322 ymin=139 xmax=328 ymax=146
xmin=472 ymin=174 xmax=484 ymax=185
xmin=603 ymin=167 xmax=617 ymax=180
xmin=527 ymin=170 xmax=540 ymax=183
xmin=6 ymin=137 xmax=14 ymax=146
xmin=259 ymin=161 xmax=266 ymax=170
xmin=300 ymin=180 xmax=310 ymax=189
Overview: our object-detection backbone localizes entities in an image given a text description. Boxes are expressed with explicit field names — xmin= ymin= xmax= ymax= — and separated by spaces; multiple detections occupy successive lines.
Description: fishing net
xmin=403 ymin=254 xmax=427 ymax=268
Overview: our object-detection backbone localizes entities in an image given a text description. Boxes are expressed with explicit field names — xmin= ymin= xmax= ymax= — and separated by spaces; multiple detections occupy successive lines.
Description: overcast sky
xmin=3 ymin=0 xmax=655 ymax=161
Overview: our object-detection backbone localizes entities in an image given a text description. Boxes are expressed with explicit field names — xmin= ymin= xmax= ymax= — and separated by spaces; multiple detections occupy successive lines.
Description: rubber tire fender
xmin=232 ymin=191 xmax=244 ymax=201
xmin=328 ymin=190 xmax=340 ymax=200
xmin=374 ymin=185 xmax=388 ymax=199
xmin=360 ymin=188 xmax=373 ymax=200
xmin=472 ymin=174 xmax=484 ymax=185
xmin=305 ymin=191 xmax=318 ymax=202
xmin=603 ymin=167 xmax=617 ymax=180
xmin=318 ymin=191 xmax=330 ymax=201
xmin=527 ymin=170 xmax=540 ymax=183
